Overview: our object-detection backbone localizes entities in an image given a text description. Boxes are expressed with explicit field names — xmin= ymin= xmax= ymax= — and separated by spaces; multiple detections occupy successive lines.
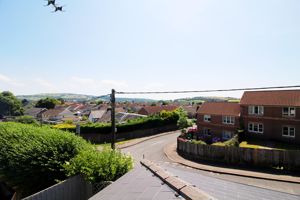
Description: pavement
xmin=164 ymin=143 xmax=300 ymax=184
xmin=116 ymin=131 xmax=178 ymax=149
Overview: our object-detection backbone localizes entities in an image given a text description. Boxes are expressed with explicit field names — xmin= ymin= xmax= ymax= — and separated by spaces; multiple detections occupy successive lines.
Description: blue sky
xmin=0 ymin=0 xmax=299 ymax=99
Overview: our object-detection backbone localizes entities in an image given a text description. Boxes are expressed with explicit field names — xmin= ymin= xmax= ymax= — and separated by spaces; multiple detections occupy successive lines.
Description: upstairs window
xmin=204 ymin=115 xmax=211 ymax=122
xmin=249 ymin=106 xmax=264 ymax=116
xmin=222 ymin=116 xmax=235 ymax=125
xmin=282 ymin=107 xmax=296 ymax=117
xmin=248 ymin=122 xmax=264 ymax=134
xmin=282 ymin=126 xmax=295 ymax=138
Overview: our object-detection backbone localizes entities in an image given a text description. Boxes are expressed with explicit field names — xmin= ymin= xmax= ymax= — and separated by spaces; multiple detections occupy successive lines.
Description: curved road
xmin=121 ymin=131 xmax=300 ymax=200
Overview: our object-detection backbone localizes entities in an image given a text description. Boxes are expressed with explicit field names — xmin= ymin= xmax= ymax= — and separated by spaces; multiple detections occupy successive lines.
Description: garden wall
xmin=177 ymin=138 xmax=300 ymax=171
xmin=22 ymin=175 xmax=92 ymax=200
xmin=81 ymin=124 xmax=178 ymax=143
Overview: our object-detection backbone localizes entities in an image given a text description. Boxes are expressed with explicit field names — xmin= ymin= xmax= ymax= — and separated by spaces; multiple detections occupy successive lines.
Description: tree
xmin=176 ymin=107 xmax=192 ymax=129
xmin=0 ymin=91 xmax=24 ymax=116
xmin=21 ymin=99 xmax=30 ymax=106
xmin=35 ymin=97 xmax=60 ymax=109
xmin=57 ymin=98 xmax=65 ymax=105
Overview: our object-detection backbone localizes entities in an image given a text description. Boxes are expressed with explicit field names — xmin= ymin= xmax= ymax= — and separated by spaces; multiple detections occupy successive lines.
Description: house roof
xmin=240 ymin=90 xmax=300 ymax=107
xmin=89 ymin=110 xmax=106 ymax=119
xmin=115 ymin=112 xmax=146 ymax=123
xmin=43 ymin=108 xmax=66 ymax=117
xmin=24 ymin=108 xmax=47 ymax=116
xmin=182 ymin=106 xmax=197 ymax=114
xmin=198 ymin=102 xmax=240 ymax=116
xmin=139 ymin=105 xmax=178 ymax=115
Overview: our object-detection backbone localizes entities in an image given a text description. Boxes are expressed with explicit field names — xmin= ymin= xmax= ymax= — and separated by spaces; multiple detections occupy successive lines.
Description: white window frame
xmin=282 ymin=107 xmax=296 ymax=117
xmin=282 ymin=126 xmax=296 ymax=138
xmin=204 ymin=115 xmax=211 ymax=122
xmin=222 ymin=130 xmax=233 ymax=140
xmin=248 ymin=105 xmax=264 ymax=116
xmin=222 ymin=116 xmax=235 ymax=125
xmin=248 ymin=122 xmax=264 ymax=134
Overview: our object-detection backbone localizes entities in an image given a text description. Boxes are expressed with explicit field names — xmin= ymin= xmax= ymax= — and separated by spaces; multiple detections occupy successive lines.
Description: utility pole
xmin=111 ymin=89 xmax=116 ymax=149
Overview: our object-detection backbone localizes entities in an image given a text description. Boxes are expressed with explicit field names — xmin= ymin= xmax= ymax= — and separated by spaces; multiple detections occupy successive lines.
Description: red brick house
xmin=240 ymin=90 xmax=300 ymax=144
xmin=197 ymin=102 xmax=241 ymax=140
xmin=138 ymin=105 xmax=178 ymax=116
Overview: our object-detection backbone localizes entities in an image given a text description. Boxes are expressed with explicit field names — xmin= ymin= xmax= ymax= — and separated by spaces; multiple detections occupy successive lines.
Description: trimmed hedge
xmin=64 ymin=147 xmax=134 ymax=183
xmin=54 ymin=110 xmax=180 ymax=134
xmin=0 ymin=122 xmax=134 ymax=197
xmin=0 ymin=122 xmax=93 ymax=196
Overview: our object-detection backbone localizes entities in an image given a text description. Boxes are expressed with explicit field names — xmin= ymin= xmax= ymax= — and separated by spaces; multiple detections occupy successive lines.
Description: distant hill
xmin=17 ymin=93 xmax=95 ymax=102
xmin=17 ymin=93 xmax=239 ymax=103
xmin=174 ymin=96 xmax=240 ymax=103
xmin=17 ymin=93 xmax=157 ymax=103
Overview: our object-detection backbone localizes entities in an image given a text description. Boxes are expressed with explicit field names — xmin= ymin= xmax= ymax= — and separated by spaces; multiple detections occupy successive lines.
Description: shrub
xmin=14 ymin=115 xmax=39 ymax=126
xmin=54 ymin=110 xmax=180 ymax=134
xmin=212 ymin=142 xmax=225 ymax=146
xmin=64 ymin=119 xmax=74 ymax=125
xmin=191 ymin=140 xmax=207 ymax=145
xmin=175 ymin=108 xmax=192 ymax=129
xmin=0 ymin=122 xmax=92 ymax=196
xmin=212 ymin=135 xmax=239 ymax=147
xmin=223 ymin=135 xmax=239 ymax=147
xmin=64 ymin=147 xmax=133 ymax=183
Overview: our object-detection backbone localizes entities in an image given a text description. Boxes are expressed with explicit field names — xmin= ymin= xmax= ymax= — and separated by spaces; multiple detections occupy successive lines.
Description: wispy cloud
xmin=144 ymin=83 xmax=165 ymax=90
xmin=0 ymin=73 xmax=24 ymax=87
xmin=101 ymin=80 xmax=128 ymax=88
xmin=70 ymin=76 xmax=96 ymax=85
xmin=34 ymin=78 xmax=57 ymax=91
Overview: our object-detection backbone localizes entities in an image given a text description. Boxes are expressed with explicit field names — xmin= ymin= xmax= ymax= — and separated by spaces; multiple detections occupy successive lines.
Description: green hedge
xmin=55 ymin=110 xmax=180 ymax=134
xmin=0 ymin=122 xmax=93 ymax=196
xmin=64 ymin=147 xmax=133 ymax=183
xmin=0 ymin=122 xmax=134 ymax=197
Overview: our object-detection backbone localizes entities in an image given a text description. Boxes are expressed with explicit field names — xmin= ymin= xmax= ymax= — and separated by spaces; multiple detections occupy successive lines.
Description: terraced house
xmin=197 ymin=90 xmax=300 ymax=144
xmin=197 ymin=102 xmax=241 ymax=140
xmin=240 ymin=90 xmax=300 ymax=145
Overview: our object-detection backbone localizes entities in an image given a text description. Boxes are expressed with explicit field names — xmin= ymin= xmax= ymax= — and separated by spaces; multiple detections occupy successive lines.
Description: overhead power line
xmin=116 ymin=85 xmax=300 ymax=95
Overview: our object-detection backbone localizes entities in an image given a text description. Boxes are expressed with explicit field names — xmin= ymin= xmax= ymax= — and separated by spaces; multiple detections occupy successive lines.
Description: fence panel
xmin=22 ymin=175 xmax=92 ymax=200
xmin=177 ymin=139 xmax=300 ymax=171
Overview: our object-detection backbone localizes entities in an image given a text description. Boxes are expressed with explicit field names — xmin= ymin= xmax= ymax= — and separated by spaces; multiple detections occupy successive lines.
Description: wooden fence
xmin=177 ymin=138 xmax=300 ymax=171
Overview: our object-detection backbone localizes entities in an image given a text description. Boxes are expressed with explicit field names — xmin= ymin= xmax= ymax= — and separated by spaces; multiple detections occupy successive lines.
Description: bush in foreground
xmin=0 ymin=122 xmax=134 ymax=197
xmin=64 ymin=147 xmax=134 ymax=183
xmin=0 ymin=122 xmax=92 ymax=196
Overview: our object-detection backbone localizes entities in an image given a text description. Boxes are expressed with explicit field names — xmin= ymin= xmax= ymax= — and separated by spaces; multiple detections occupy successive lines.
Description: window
xmin=249 ymin=106 xmax=264 ymax=115
xmin=204 ymin=115 xmax=211 ymax=122
xmin=222 ymin=116 xmax=235 ymax=125
xmin=248 ymin=122 xmax=264 ymax=134
xmin=282 ymin=107 xmax=296 ymax=117
xmin=203 ymin=128 xmax=211 ymax=136
xmin=222 ymin=131 xmax=233 ymax=140
xmin=282 ymin=126 xmax=295 ymax=138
